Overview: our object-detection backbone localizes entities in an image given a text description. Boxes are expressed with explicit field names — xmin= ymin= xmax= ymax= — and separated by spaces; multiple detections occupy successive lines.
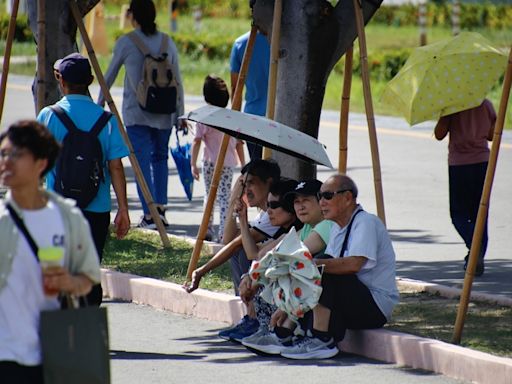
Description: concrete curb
xmin=101 ymin=268 xmax=512 ymax=384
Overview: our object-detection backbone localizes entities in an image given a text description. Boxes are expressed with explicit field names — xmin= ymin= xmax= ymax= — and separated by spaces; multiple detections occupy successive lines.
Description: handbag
xmin=40 ymin=304 xmax=110 ymax=384
xmin=6 ymin=203 xmax=111 ymax=384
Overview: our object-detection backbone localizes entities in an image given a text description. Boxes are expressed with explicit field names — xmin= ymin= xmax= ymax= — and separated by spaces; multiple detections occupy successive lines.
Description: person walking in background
xmin=434 ymin=99 xmax=496 ymax=277
xmin=0 ymin=121 xmax=100 ymax=383
xmin=230 ymin=28 xmax=270 ymax=160
xmin=191 ymin=75 xmax=245 ymax=242
xmin=99 ymin=0 xmax=186 ymax=229
xmin=38 ymin=53 xmax=130 ymax=306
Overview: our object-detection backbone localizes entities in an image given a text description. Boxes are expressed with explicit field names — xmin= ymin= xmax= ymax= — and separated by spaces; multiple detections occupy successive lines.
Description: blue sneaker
xmin=218 ymin=315 xmax=259 ymax=342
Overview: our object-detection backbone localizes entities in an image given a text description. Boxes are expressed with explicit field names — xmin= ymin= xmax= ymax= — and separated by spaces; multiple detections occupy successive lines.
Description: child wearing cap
xmin=191 ymin=75 xmax=245 ymax=242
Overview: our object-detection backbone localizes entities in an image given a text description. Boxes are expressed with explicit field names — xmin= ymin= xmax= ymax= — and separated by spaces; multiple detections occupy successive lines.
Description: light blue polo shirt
xmin=37 ymin=95 xmax=129 ymax=213
xmin=325 ymin=205 xmax=399 ymax=320
xmin=230 ymin=31 xmax=270 ymax=116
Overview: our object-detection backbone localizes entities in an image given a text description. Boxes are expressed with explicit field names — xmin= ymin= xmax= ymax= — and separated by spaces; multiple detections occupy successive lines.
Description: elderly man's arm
xmin=315 ymin=256 xmax=367 ymax=275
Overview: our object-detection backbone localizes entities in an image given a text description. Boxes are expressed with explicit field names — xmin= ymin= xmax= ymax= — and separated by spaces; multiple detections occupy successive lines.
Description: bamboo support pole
xmin=339 ymin=46 xmax=353 ymax=173
xmin=69 ymin=0 xmax=171 ymax=247
xmin=353 ymin=0 xmax=386 ymax=225
xmin=36 ymin=0 xmax=46 ymax=113
xmin=185 ymin=26 xmax=258 ymax=280
xmin=452 ymin=46 xmax=512 ymax=344
xmin=262 ymin=0 xmax=282 ymax=160
xmin=0 ymin=0 xmax=19 ymax=124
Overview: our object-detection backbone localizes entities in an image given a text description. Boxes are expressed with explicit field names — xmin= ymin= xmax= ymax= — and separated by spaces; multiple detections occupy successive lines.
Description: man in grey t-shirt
xmin=281 ymin=174 xmax=399 ymax=360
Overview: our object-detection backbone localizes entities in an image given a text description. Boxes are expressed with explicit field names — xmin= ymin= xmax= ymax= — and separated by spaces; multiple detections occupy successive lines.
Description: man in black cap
xmin=37 ymin=52 xmax=130 ymax=306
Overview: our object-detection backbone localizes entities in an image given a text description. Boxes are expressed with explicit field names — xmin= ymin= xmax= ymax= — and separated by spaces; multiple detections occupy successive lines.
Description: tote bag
xmin=40 ymin=305 xmax=110 ymax=384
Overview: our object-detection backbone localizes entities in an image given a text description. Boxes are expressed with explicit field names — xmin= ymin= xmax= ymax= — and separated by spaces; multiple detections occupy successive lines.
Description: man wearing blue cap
xmin=37 ymin=53 xmax=130 ymax=306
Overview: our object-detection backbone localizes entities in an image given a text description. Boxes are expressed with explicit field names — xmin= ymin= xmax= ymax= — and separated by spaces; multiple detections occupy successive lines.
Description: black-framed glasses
xmin=317 ymin=189 xmax=351 ymax=201
xmin=267 ymin=200 xmax=283 ymax=210
xmin=0 ymin=148 xmax=29 ymax=162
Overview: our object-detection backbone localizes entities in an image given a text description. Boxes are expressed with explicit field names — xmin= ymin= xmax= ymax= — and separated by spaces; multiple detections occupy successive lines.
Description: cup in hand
xmin=38 ymin=247 xmax=64 ymax=296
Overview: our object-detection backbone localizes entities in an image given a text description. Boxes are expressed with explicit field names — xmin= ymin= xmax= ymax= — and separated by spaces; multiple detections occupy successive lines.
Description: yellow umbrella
xmin=381 ymin=32 xmax=507 ymax=125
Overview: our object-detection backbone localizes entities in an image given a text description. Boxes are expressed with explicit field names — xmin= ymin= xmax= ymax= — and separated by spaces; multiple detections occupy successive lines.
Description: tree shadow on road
xmin=396 ymin=259 xmax=512 ymax=297
xmin=110 ymin=350 xmax=203 ymax=360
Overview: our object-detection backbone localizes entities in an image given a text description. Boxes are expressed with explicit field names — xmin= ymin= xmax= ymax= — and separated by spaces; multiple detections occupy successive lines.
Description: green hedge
xmin=373 ymin=3 xmax=512 ymax=29
xmin=333 ymin=48 xmax=412 ymax=82
xmin=0 ymin=13 xmax=33 ymax=42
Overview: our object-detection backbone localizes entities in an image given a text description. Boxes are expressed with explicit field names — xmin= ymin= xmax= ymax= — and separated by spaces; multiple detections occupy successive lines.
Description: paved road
xmin=106 ymin=299 xmax=468 ymax=384
xmin=2 ymin=74 xmax=511 ymax=298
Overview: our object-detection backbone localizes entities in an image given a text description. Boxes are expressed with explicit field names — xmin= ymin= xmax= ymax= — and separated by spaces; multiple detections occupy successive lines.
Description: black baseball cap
xmin=53 ymin=53 xmax=93 ymax=85
xmin=284 ymin=179 xmax=323 ymax=201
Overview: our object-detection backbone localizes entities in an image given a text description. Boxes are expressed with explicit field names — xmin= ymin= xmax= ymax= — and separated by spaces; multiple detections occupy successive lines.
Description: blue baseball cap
xmin=53 ymin=53 xmax=93 ymax=85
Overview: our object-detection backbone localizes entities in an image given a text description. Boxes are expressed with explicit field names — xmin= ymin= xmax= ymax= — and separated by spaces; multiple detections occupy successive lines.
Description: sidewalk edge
xmin=101 ymin=268 xmax=511 ymax=384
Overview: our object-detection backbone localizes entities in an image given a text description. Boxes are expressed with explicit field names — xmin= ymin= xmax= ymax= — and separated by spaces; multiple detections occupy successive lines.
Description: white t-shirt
xmin=249 ymin=210 xmax=280 ymax=241
xmin=0 ymin=201 xmax=66 ymax=366
xmin=324 ymin=205 xmax=399 ymax=320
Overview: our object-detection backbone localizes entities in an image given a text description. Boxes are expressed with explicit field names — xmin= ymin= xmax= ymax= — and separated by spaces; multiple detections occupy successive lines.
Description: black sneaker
xmin=157 ymin=207 xmax=169 ymax=227
xmin=464 ymin=255 xmax=485 ymax=277
xmin=138 ymin=216 xmax=156 ymax=230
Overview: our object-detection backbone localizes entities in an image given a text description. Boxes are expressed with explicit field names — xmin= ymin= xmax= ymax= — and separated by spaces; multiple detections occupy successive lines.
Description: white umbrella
xmin=184 ymin=105 xmax=333 ymax=168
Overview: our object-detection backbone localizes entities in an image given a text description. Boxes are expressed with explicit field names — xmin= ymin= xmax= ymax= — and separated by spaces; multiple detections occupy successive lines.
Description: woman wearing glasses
xmin=235 ymin=178 xmax=301 ymax=342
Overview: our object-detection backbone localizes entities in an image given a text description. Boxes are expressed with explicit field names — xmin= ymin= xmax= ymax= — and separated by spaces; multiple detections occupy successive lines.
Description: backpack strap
xmin=50 ymin=105 xmax=111 ymax=137
xmin=50 ymin=105 xmax=79 ymax=134
xmin=159 ymin=34 xmax=169 ymax=56
xmin=90 ymin=111 xmax=113 ymax=137
xmin=128 ymin=31 xmax=151 ymax=56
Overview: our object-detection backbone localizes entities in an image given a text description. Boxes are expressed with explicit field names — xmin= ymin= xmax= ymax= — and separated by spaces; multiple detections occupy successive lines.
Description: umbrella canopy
xmin=381 ymin=32 xmax=507 ymax=125
xmin=184 ymin=105 xmax=333 ymax=168
xmin=249 ymin=228 xmax=323 ymax=321
xmin=170 ymin=131 xmax=194 ymax=200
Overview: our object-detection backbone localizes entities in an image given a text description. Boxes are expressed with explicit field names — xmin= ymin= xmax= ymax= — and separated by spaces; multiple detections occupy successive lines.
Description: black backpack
xmin=50 ymin=105 xmax=111 ymax=209
xmin=128 ymin=32 xmax=178 ymax=115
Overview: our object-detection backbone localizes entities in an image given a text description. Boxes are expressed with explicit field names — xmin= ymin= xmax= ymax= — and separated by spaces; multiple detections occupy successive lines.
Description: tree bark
xmin=252 ymin=0 xmax=383 ymax=179
xmin=26 ymin=0 xmax=99 ymax=111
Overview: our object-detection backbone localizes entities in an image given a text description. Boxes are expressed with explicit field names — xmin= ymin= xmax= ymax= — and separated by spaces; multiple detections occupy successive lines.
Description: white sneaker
xmin=242 ymin=329 xmax=293 ymax=355
xmin=280 ymin=334 xmax=339 ymax=360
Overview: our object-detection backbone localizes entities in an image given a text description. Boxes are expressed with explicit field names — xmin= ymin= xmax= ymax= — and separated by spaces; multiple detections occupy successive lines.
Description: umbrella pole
xmin=186 ymin=26 xmax=258 ymax=280
xmin=0 ymin=0 xmax=19 ymax=124
xmin=262 ymin=0 xmax=282 ymax=160
xmin=69 ymin=0 xmax=171 ymax=247
xmin=339 ymin=46 xmax=353 ymax=173
xmin=36 ymin=0 xmax=46 ymax=113
xmin=352 ymin=0 xmax=386 ymax=225
xmin=452 ymin=46 xmax=512 ymax=345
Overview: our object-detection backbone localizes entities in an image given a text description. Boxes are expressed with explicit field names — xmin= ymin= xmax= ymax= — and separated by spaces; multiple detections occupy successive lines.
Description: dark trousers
xmin=247 ymin=142 xmax=262 ymax=160
xmin=319 ymin=274 xmax=387 ymax=342
xmin=81 ymin=210 xmax=111 ymax=306
xmin=449 ymin=162 xmax=488 ymax=259
xmin=0 ymin=361 xmax=44 ymax=384
xmin=229 ymin=247 xmax=252 ymax=296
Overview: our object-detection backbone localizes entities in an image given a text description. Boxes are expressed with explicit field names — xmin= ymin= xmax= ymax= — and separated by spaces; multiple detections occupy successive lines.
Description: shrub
xmin=0 ymin=13 xmax=33 ymax=42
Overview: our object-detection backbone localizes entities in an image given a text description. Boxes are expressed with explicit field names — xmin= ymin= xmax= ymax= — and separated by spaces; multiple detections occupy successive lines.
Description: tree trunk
xmin=252 ymin=0 xmax=383 ymax=179
xmin=26 ymin=0 xmax=99 ymax=111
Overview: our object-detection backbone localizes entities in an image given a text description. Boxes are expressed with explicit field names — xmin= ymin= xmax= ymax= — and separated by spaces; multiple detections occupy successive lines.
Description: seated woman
xmin=241 ymin=179 xmax=334 ymax=354
xmin=230 ymin=178 xmax=301 ymax=342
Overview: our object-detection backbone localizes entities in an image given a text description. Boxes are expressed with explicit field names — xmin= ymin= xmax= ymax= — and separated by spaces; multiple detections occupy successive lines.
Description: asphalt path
xmin=2 ymin=74 xmax=511 ymax=298
xmin=106 ymin=299 xmax=468 ymax=384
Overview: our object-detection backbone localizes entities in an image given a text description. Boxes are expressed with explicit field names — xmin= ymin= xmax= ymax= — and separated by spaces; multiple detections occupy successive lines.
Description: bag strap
xmin=339 ymin=208 xmax=363 ymax=258
xmin=128 ymin=31 xmax=151 ymax=56
xmin=159 ymin=34 xmax=169 ymax=56
xmin=90 ymin=111 xmax=112 ymax=137
xmin=50 ymin=105 xmax=79 ymax=134
xmin=6 ymin=203 xmax=39 ymax=261
xmin=51 ymin=105 xmax=110 ymax=138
